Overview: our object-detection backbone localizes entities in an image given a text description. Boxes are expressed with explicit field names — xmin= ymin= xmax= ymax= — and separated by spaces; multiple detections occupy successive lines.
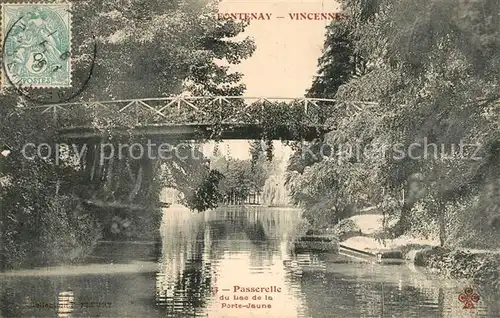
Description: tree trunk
xmin=438 ymin=200 xmax=446 ymax=247
xmin=144 ymin=158 xmax=160 ymax=199
xmin=127 ymin=164 xmax=144 ymax=202
xmin=103 ymin=155 xmax=115 ymax=200
xmin=394 ymin=203 xmax=411 ymax=237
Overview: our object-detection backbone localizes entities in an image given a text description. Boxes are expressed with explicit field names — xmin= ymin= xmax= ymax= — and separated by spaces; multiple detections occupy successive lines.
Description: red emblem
xmin=458 ymin=286 xmax=480 ymax=309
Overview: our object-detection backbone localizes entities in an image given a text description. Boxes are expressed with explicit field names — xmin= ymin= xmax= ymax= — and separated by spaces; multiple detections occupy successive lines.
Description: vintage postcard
xmin=1 ymin=0 xmax=500 ymax=317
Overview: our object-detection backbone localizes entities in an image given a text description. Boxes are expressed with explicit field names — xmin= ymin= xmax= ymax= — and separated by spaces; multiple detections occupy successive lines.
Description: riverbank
xmin=407 ymin=247 xmax=500 ymax=291
xmin=307 ymin=214 xmax=500 ymax=292
xmin=341 ymin=236 xmax=500 ymax=292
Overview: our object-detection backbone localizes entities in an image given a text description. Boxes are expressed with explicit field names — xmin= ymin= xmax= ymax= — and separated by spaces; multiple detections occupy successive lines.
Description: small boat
xmin=338 ymin=244 xmax=405 ymax=265
xmin=294 ymin=234 xmax=339 ymax=253
xmin=338 ymin=244 xmax=377 ymax=262
xmin=376 ymin=250 xmax=405 ymax=265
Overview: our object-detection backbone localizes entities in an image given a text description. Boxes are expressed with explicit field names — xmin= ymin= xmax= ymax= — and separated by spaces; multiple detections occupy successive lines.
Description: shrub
xmin=331 ymin=218 xmax=361 ymax=240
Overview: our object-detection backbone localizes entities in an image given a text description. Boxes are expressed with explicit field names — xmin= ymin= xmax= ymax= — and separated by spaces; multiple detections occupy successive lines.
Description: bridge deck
xmin=57 ymin=123 xmax=330 ymax=141
xmin=20 ymin=96 xmax=375 ymax=140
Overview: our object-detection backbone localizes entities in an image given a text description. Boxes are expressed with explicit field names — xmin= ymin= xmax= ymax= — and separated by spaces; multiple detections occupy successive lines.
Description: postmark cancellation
xmin=1 ymin=3 xmax=72 ymax=88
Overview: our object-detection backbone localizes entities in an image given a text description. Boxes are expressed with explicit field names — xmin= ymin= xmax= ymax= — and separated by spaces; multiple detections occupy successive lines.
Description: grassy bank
xmin=345 ymin=215 xmax=500 ymax=291
xmin=0 ymin=194 xmax=163 ymax=271
xmin=410 ymin=247 xmax=500 ymax=291
xmin=0 ymin=195 xmax=101 ymax=270
xmin=296 ymin=214 xmax=500 ymax=291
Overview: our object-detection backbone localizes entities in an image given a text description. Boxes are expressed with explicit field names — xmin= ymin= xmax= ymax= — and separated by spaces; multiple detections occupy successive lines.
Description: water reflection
xmin=155 ymin=206 xmax=299 ymax=316
xmin=155 ymin=206 xmax=500 ymax=317
xmin=1 ymin=206 xmax=500 ymax=317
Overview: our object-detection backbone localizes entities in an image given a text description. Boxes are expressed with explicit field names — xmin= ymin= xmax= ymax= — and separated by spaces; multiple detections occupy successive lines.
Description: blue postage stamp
xmin=1 ymin=3 xmax=72 ymax=88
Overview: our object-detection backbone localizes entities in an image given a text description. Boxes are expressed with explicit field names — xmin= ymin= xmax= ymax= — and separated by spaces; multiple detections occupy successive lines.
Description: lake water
xmin=1 ymin=206 xmax=499 ymax=317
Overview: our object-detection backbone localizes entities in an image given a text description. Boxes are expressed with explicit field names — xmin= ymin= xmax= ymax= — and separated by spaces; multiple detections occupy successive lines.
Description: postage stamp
xmin=1 ymin=3 xmax=72 ymax=88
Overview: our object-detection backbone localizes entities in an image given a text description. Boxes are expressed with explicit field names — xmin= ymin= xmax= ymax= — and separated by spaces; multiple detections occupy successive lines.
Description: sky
xmin=204 ymin=0 xmax=340 ymax=160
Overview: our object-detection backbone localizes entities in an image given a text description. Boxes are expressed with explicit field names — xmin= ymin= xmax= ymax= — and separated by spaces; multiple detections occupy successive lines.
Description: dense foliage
xmin=211 ymin=142 xmax=273 ymax=204
xmin=0 ymin=0 xmax=254 ymax=269
xmin=286 ymin=0 xmax=500 ymax=248
xmin=184 ymin=169 xmax=225 ymax=212
xmin=416 ymin=247 xmax=500 ymax=291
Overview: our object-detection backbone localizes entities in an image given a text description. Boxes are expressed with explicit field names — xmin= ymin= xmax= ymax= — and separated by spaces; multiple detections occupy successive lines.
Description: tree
xmin=307 ymin=20 xmax=361 ymax=99
xmin=286 ymin=9 xmax=372 ymax=225
xmin=0 ymin=0 xmax=256 ymax=268
xmin=338 ymin=0 xmax=500 ymax=242
xmin=184 ymin=169 xmax=224 ymax=212
xmin=211 ymin=146 xmax=271 ymax=204
xmin=288 ymin=0 xmax=500 ymax=247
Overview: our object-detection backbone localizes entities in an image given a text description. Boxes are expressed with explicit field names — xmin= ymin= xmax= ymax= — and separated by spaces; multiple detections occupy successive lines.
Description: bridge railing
xmin=22 ymin=96 xmax=377 ymax=129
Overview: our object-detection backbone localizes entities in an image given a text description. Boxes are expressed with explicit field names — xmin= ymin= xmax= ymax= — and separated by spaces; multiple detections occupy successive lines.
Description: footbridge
xmin=25 ymin=96 xmax=376 ymax=141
